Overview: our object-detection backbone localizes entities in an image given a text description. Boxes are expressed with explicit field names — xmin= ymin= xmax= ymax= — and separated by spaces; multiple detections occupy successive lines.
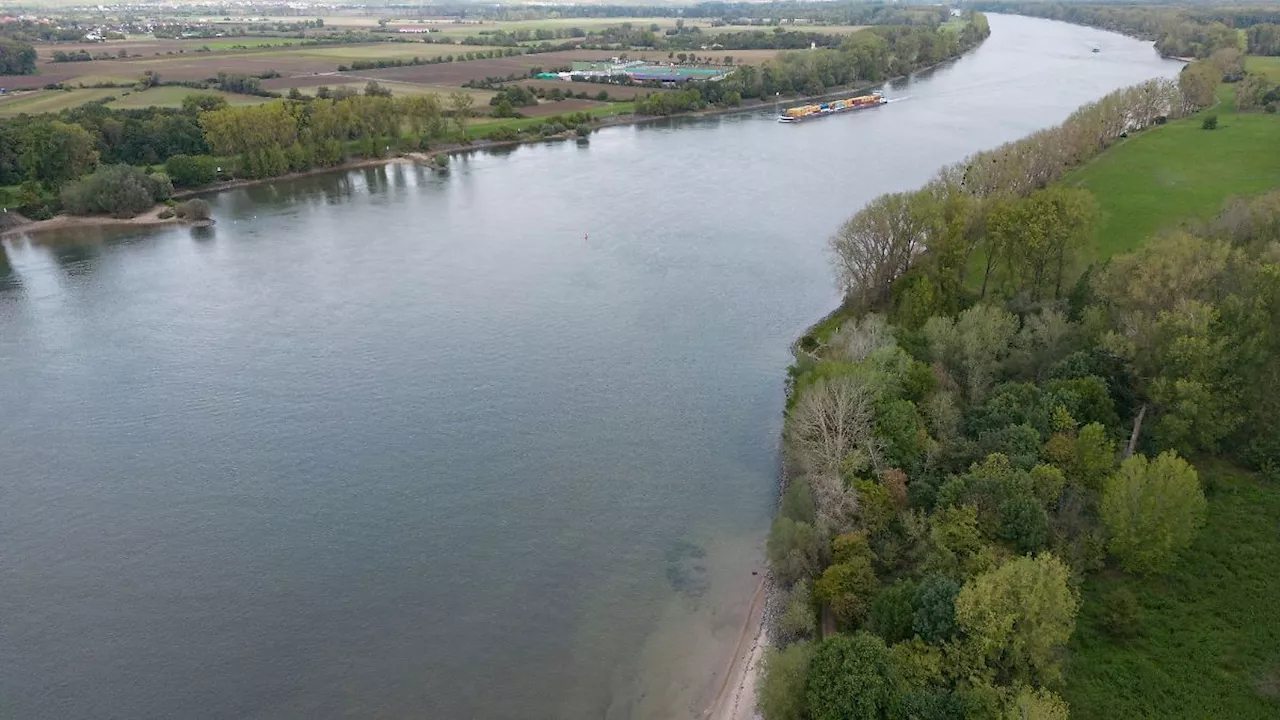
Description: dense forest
xmin=970 ymin=2 xmax=1280 ymax=58
xmin=757 ymin=52 xmax=1279 ymax=719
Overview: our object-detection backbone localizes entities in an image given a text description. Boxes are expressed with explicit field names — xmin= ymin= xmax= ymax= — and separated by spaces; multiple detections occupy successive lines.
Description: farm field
xmin=298 ymin=79 xmax=496 ymax=103
xmin=0 ymin=20 xmax=761 ymax=117
xmin=105 ymin=86 xmax=269 ymax=109
xmin=1061 ymin=84 xmax=1280 ymax=258
xmin=1063 ymin=462 xmax=1280 ymax=720
xmin=0 ymin=87 xmax=118 ymax=116
xmin=292 ymin=43 xmax=506 ymax=60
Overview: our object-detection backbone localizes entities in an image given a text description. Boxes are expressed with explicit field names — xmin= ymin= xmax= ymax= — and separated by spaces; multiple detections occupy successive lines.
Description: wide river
xmin=0 ymin=15 xmax=1178 ymax=720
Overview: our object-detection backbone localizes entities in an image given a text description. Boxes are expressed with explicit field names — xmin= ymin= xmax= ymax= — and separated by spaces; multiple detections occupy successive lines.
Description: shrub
xmin=61 ymin=164 xmax=166 ymax=218
xmin=1099 ymin=586 xmax=1143 ymax=640
xmin=778 ymin=580 xmax=816 ymax=642
xmin=175 ymin=198 xmax=212 ymax=221
xmin=574 ymin=123 xmax=591 ymax=138
xmin=1202 ymin=114 xmax=1218 ymax=129
xmin=148 ymin=173 xmax=173 ymax=201
xmin=758 ymin=641 xmax=813 ymax=720
xmin=158 ymin=208 xmax=175 ymax=219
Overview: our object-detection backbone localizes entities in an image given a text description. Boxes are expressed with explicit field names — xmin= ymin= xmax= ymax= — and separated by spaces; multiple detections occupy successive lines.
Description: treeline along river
xmin=0 ymin=15 xmax=1179 ymax=720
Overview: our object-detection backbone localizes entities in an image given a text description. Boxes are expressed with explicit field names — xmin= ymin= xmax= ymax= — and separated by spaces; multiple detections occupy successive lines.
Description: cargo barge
xmin=777 ymin=92 xmax=887 ymax=122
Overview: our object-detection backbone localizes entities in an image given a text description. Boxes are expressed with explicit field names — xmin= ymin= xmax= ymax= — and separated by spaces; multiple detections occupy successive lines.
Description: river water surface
xmin=0 ymin=15 xmax=1177 ymax=720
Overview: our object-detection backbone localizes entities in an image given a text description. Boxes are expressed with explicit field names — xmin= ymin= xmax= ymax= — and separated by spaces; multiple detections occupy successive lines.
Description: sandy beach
xmin=704 ymin=578 xmax=769 ymax=720
xmin=0 ymin=204 xmax=191 ymax=239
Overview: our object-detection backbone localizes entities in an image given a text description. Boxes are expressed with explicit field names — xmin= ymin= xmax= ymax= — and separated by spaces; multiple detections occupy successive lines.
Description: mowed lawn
xmin=1064 ymin=462 xmax=1280 ymax=720
xmin=1061 ymin=83 xmax=1280 ymax=259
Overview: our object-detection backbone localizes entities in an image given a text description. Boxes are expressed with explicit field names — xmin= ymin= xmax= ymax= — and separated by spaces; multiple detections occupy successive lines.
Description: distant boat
xmin=1092 ymin=44 xmax=1101 ymax=53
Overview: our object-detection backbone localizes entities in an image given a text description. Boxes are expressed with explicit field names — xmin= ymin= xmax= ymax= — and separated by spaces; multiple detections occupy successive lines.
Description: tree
xmin=806 ymin=632 xmax=892 ymax=720
xmin=954 ymin=553 xmax=1078 ymax=685
xmin=924 ymin=304 xmax=1018 ymax=403
xmin=1100 ymin=451 xmax=1206 ymax=574
xmin=20 ymin=121 xmax=99 ymax=189
xmin=1074 ymin=422 xmax=1116 ymax=490
xmin=60 ymin=164 xmax=165 ymax=218
xmin=831 ymin=191 xmax=941 ymax=307
xmin=785 ymin=374 xmax=880 ymax=477
xmin=985 ymin=187 xmax=1098 ymax=300
xmin=165 ymin=154 xmax=219 ymax=188
xmin=758 ymin=641 xmax=812 ymax=720
xmin=1234 ymin=73 xmax=1271 ymax=111
xmin=913 ymin=574 xmax=961 ymax=643
xmin=1178 ymin=60 xmax=1218 ymax=111
xmin=1004 ymin=686 xmax=1070 ymax=720
xmin=0 ymin=38 xmax=37 ymax=75
xmin=448 ymin=91 xmax=475 ymax=138
xmin=870 ymin=579 xmax=917 ymax=644
xmin=768 ymin=516 xmax=821 ymax=585
xmin=815 ymin=533 xmax=880 ymax=627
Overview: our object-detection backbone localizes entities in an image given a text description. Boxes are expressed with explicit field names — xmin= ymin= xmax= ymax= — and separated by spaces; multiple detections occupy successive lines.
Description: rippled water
xmin=0 ymin=15 xmax=1178 ymax=720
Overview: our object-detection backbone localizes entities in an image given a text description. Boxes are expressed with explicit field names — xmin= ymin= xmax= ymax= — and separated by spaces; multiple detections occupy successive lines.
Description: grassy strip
xmin=1064 ymin=461 xmax=1280 ymax=719
xmin=465 ymin=101 xmax=635 ymax=139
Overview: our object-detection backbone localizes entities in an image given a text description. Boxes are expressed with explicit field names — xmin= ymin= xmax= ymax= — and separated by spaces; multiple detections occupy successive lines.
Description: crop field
xmin=335 ymin=50 xmax=619 ymax=86
xmin=292 ymin=43 xmax=506 ymax=60
xmin=292 ymin=79 xmax=496 ymax=103
xmin=518 ymin=98 xmax=609 ymax=116
xmin=0 ymin=20 xmax=763 ymax=117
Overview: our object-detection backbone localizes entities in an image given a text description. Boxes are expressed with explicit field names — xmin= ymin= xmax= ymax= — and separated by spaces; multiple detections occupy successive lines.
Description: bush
xmin=148 ymin=173 xmax=173 ymax=201
xmin=1100 ymin=586 xmax=1143 ymax=640
xmin=778 ymin=580 xmax=816 ymax=642
xmin=158 ymin=208 xmax=175 ymax=219
xmin=175 ymin=198 xmax=212 ymax=221
xmin=758 ymin=641 xmax=812 ymax=720
xmin=1202 ymin=114 xmax=1218 ymax=129
xmin=61 ymin=164 xmax=166 ymax=218
xmin=574 ymin=123 xmax=591 ymax=138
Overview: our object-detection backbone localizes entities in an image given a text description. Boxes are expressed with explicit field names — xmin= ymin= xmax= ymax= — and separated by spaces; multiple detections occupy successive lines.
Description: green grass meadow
xmin=1060 ymin=85 xmax=1280 ymax=260
xmin=1064 ymin=462 xmax=1280 ymax=719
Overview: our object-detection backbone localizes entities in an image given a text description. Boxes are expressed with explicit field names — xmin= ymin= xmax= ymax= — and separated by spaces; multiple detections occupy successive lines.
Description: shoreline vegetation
xmin=754 ymin=20 xmax=1279 ymax=718
xmin=0 ymin=11 xmax=990 ymax=239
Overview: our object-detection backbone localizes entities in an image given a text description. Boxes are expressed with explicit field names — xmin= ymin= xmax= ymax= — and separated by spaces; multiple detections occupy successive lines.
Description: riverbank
xmin=1 ymin=50 xmax=985 ymax=241
xmin=0 ymin=204 xmax=201 ymax=240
